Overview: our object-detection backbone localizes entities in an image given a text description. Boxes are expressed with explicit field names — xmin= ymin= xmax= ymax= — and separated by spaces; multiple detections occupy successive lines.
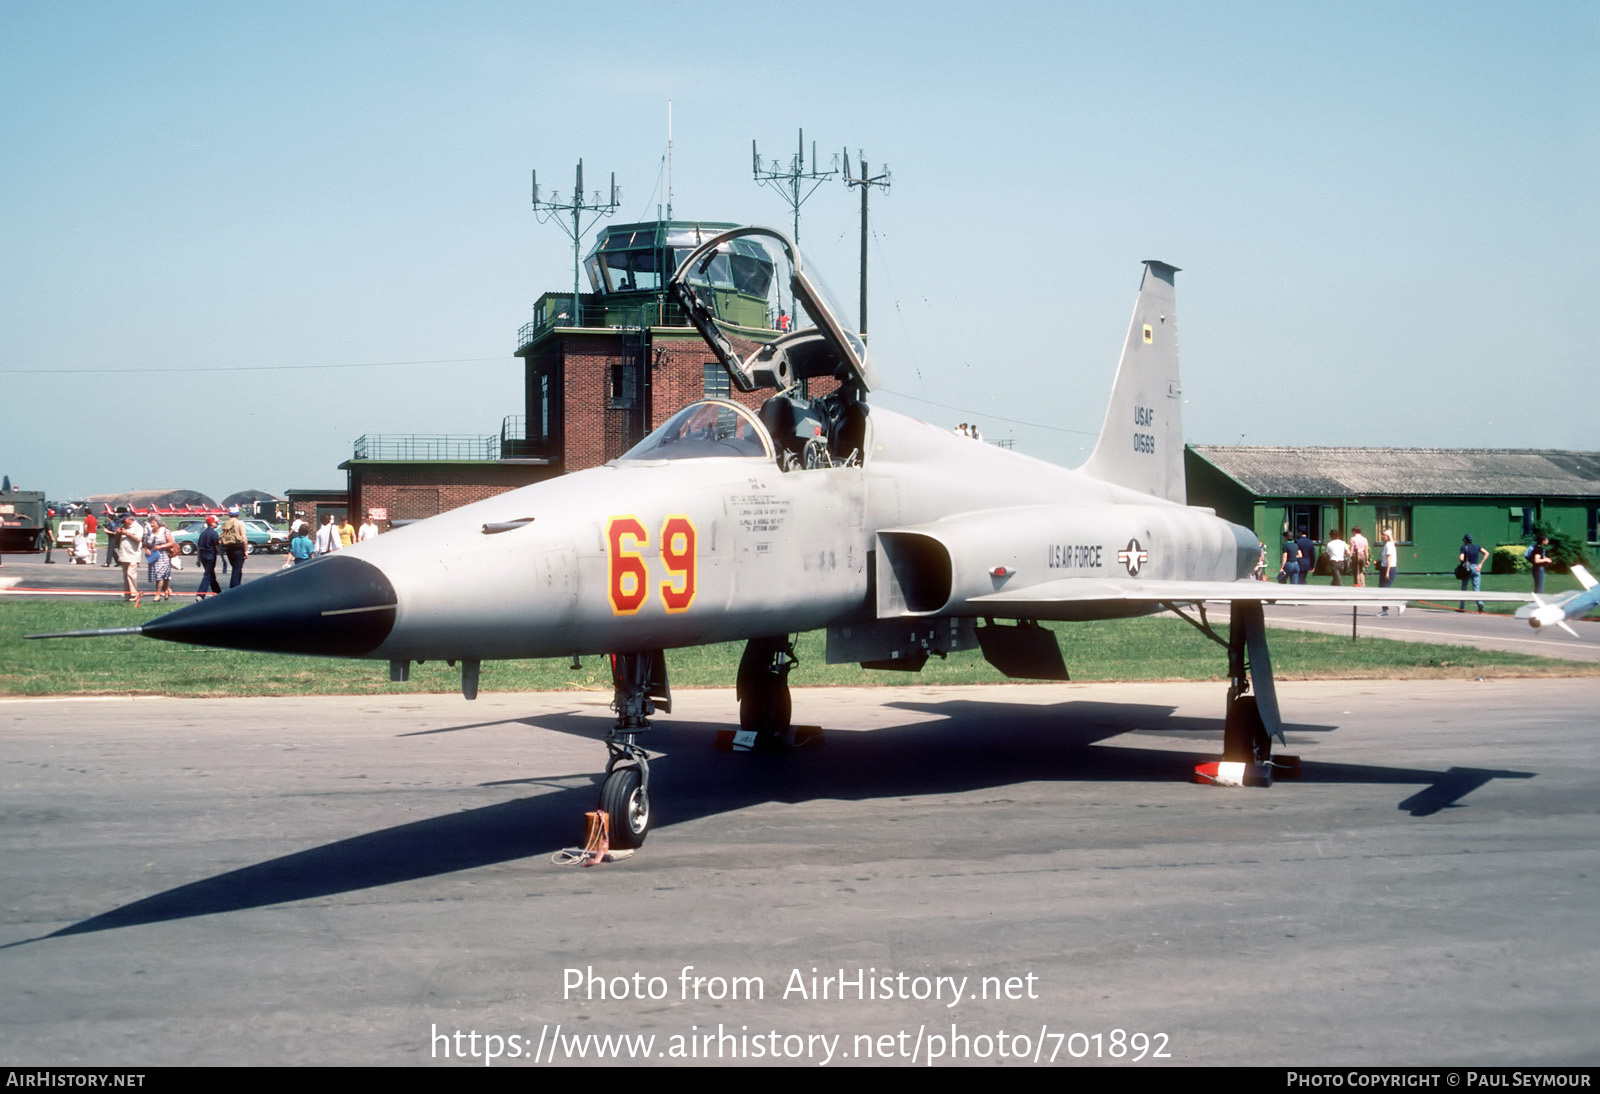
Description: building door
xmin=1288 ymin=504 xmax=1322 ymax=541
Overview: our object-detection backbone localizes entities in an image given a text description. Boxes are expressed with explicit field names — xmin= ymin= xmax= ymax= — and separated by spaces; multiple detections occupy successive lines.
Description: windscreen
xmin=618 ymin=400 xmax=774 ymax=462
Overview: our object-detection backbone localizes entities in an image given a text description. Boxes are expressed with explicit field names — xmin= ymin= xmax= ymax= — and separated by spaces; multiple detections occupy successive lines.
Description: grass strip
xmin=3 ymin=600 xmax=1593 ymax=699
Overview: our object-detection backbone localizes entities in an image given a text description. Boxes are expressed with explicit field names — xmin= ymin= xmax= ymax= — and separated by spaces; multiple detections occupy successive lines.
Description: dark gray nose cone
xmin=141 ymin=555 xmax=397 ymax=656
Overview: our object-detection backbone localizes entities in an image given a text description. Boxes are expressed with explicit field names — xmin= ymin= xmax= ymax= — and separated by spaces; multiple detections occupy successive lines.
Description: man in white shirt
xmin=1324 ymin=529 xmax=1349 ymax=586
xmin=1378 ymin=529 xmax=1403 ymax=616
xmin=314 ymin=514 xmax=342 ymax=556
xmin=358 ymin=515 xmax=380 ymax=542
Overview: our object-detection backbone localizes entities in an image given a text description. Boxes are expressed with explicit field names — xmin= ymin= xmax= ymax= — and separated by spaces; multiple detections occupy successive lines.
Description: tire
xmin=738 ymin=678 xmax=791 ymax=740
xmin=180 ymin=542 xmax=196 ymax=555
xmin=245 ymin=543 xmax=255 ymax=556
xmin=600 ymin=766 xmax=650 ymax=849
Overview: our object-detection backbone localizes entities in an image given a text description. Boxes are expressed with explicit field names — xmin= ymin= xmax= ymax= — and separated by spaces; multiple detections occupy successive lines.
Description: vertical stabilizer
xmin=1080 ymin=261 xmax=1184 ymax=502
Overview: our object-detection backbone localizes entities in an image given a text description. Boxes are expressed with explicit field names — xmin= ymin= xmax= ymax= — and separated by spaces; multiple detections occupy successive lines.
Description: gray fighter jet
xmin=32 ymin=227 xmax=1532 ymax=847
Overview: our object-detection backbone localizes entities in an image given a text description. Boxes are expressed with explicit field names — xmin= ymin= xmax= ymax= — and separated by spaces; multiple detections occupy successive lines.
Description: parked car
xmin=244 ymin=519 xmax=291 ymax=552
xmin=173 ymin=519 xmax=285 ymax=555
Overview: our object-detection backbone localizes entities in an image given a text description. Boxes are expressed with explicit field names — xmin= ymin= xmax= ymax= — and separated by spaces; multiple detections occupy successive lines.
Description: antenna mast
xmin=666 ymin=101 xmax=673 ymax=221
xmin=751 ymin=128 xmax=838 ymax=244
xmin=843 ymin=148 xmax=891 ymax=342
xmin=530 ymin=159 xmax=621 ymax=327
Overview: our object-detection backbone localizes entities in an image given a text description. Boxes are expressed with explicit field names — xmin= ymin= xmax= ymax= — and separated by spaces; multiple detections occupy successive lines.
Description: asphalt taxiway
xmin=1261 ymin=602 xmax=1600 ymax=662
xmin=2 ymin=678 xmax=1596 ymax=1066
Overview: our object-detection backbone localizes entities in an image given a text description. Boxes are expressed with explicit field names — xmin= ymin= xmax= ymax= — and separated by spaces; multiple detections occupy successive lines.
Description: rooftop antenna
xmin=752 ymin=128 xmax=838 ymax=244
xmin=666 ymin=101 xmax=673 ymax=222
xmin=843 ymin=147 xmax=891 ymax=342
xmin=531 ymin=159 xmax=620 ymax=327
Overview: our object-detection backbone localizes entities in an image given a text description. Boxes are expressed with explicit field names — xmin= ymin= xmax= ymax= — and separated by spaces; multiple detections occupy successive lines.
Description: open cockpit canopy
xmin=668 ymin=226 xmax=880 ymax=396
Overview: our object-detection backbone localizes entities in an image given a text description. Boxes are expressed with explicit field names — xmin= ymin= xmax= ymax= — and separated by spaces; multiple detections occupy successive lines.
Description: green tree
xmin=1528 ymin=519 xmax=1590 ymax=573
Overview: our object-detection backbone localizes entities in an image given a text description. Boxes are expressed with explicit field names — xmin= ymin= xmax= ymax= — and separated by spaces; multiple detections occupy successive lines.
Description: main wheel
xmin=738 ymin=678 xmax=791 ymax=741
xmin=1223 ymin=694 xmax=1271 ymax=764
xmin=600 ymin=766 xmax=650 ymax=849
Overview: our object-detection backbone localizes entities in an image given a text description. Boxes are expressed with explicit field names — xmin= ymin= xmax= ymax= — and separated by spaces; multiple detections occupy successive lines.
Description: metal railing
xmin=498 ymin=415 xmax=546 ymax=459
xmin=352 ymin=434 xmax=502 ymax=461
xmin=351 ymin=420 xmax=550 ymax=463
xmin=515 ymin=293 xmax=696 ymax=352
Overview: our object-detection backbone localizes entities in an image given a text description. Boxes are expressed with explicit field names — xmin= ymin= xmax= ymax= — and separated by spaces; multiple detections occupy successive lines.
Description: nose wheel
xmin=600 ymin=751 xmax=650 ymax=849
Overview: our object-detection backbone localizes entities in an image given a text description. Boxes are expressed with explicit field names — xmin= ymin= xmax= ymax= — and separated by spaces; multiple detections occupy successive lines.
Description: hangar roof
xmin=84 ymin=488 xmax=219 ymax=510
xmin=1187 ymin=447 xmax=1600 ymax=499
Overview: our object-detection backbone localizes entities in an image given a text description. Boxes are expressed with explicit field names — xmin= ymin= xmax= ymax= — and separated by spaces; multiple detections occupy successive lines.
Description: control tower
xmin=343 ymin=219 xmax=797 ymax=526
xmin=515 ymin=220 xmax=785 ymax=471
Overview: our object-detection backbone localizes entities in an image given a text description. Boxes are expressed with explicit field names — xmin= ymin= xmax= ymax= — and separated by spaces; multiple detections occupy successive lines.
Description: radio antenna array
xmin=843 ymin=148 xmax=891 ymax=342
xmin=751 ymin=128 xmax=838 ymax=245
xmin=531 ymin=160 xmax=621 ymax=327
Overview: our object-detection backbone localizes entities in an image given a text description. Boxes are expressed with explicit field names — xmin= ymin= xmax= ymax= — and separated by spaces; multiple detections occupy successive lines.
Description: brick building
xmin=341 ymin=459 xmax=554 ymax=527
xmin=341 ymin=220 xmax=780 ymax=523
xmin=284 ymin=488 xmax=350 ymax=527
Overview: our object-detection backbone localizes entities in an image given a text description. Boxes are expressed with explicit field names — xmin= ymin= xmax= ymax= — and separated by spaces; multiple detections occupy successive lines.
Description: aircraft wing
xmin=968 ymin=578 xmax=1531 ymax=620
xmin=1513 ymin=565 xmax=1598 ymax=633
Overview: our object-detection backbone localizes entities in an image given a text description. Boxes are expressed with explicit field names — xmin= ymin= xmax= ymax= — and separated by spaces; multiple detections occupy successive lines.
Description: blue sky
xmin=2 ymin=1 xmax=1595 ymax=501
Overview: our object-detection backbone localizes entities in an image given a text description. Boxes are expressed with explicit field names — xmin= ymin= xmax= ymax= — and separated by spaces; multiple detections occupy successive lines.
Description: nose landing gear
xmin=601 ymin=650 xmax=670 ymax=848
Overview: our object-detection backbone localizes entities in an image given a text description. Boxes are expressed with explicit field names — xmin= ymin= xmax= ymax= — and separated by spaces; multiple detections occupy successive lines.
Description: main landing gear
xmin=735 ymin=635 xmax=797 ymax=750
xmin=1171 ymin=600 xmax=1299 ymax=786
xmin=1223 ymin=601 xmax=1275 ymax=766
xmin=602 ymin=650 xmax=670 ymax=848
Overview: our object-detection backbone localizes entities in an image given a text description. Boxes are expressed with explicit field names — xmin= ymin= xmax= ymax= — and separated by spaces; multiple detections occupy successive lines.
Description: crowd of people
xmin=89 ymin=508 xmax=186 ymax=603
xmin=43 ymin=507 xmax=385 ymax=604
xmin=289 ymin=512 xmax=379 ymax=564
xmin=1274 ymin=525 xmax=1557 ymax=615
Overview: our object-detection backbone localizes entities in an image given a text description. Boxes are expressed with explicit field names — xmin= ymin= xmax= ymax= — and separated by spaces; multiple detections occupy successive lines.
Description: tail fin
xmin=1573 ymin=565 xmax=1596 ymax=592
xmin=1080 ymin=260 xmax=1185 ymax=503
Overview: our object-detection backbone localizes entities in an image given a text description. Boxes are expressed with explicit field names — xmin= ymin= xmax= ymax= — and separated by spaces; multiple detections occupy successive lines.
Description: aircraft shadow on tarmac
xmin=22 ymin=699 xmax=1533 ymax=943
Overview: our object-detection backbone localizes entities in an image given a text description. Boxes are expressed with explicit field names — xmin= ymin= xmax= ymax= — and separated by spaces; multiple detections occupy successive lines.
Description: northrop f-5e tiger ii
xmin=31 ymin=226 xmax=1537 ymax=847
